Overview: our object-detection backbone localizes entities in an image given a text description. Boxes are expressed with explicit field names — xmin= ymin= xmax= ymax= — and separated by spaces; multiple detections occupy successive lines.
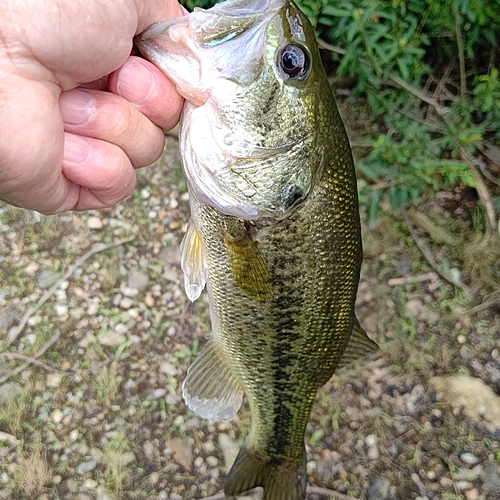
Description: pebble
xmin=483 ymin=462 xmax=500 ymax=491
xmin=37 ymin=270 xmax=60 ymax=289
xmin=152 ymin=388 xmax=167 ymax=399
xmin=120 ymin=297 xmax=134 ymax=309
xmin=69 ymin=430 xmax=80 ymax=442
xmin=206 ymin=456 xmax=219 ymax=467
xmin=83 ymin=478 xmax=98 ymax=489
xmin=127 ymin=268 xmax=149 ymax=290
xmin=51 ymin=409 xmax=64 ymax=424
xmin=465 ymin=489 xmax=479 ymax=500
xmin=0 ymin=382 xmax=22 ymax=403
xmin=87 ymin=216 xmax=103 ymax=229
xmin=365 ymin=476 xmax=390 ymax=500
xmin=47 ymin=373 xmax=62 ymax=388
xmin=460 ymin=452 xmax=478 ymax=465
xmin=219 ymin=433 xmax=239 ymax=470
xmin=158 ymin=492 xmax=168 ymax=500
xmin=98 ymin=330 xmax=126 ymax=347
xmin=77 ymin=460 xmax=97 ymax=474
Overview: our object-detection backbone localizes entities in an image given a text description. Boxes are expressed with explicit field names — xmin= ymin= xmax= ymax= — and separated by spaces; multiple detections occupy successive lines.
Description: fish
xmin=135 ymin=0 xmax=378 ymax=498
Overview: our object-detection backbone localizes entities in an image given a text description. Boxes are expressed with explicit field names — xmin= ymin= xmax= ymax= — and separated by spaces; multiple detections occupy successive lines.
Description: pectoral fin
xmin=182 ymin=338 xmax=244 ymax=421
xmin=336 ymin=318 xmax=378 ymax=369
xmin=223 ymin=227 xmax=273 ymax=300
xmin=180 ymin=219 xmax=207 ymax=302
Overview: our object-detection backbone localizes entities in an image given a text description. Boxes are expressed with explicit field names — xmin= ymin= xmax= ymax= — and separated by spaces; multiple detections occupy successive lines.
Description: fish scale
xmin=135 ymin=0 xmax=378 ymax=498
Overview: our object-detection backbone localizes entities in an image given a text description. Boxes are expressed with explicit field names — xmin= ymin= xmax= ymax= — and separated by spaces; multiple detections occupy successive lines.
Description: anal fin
xmin=337 ymin=317 xmax=378 ymax=369
xmin=182 ymin=338 xmax=244 ymax=421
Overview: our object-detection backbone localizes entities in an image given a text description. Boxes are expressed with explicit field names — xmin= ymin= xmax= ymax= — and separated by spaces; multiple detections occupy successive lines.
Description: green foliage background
xmin=180 ymin=0 xmax=500 ymax=230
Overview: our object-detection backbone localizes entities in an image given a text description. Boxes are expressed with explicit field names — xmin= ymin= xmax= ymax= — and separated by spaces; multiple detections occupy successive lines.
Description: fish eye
xmin=279 ymin=44 xmax=309 ymax=79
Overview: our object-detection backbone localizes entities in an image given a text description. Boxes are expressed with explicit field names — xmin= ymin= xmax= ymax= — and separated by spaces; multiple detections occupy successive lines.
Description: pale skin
xmin=0 ymin=0 xmax=186 ymax=214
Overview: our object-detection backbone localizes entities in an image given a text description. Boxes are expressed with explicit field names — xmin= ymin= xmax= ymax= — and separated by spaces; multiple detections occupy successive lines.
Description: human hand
xmin=0 ymin=0 xmax=186 ymax=214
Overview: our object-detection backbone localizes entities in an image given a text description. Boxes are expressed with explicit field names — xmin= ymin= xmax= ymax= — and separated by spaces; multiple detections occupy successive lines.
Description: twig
xmin=5 ymin=235 xmax=136 ymax=346
xmin=308 ymin=486 xmax=359 ymax=499
xmin=388 ymin=272 xmax=438 ymax=286
xmin=0 ymin=333 xmax=60 ymax=384
xmin=454 ymin=9 xmax=466 ymax=100
xmin=461 ymin=148 xmax=497 ymax=235
xmin=404 ymin=216 xmax=470 ymax=293
xmin=201 ymin=486 xmax=358 ymax=500
xmin=0 ymin=352 xmax=59 ymax=372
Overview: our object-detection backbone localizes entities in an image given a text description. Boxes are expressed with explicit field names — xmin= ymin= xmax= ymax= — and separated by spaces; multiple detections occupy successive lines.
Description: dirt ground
xmin=1 ymin=133 xmax=499 ymax=500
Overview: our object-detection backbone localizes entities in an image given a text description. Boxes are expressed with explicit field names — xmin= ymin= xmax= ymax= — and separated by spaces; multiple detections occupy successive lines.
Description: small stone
xmin=152 ymin=388 xmax=166 ymax=399
xmin=77 ymin=460 xmax=97 ymax=475
xmin=158 ymin=491 xmax=168 ymax=500
xmin=25 ymin=262 xmax=39 ymax=275
xmin=0 ymin=382 xmax=22 ymax=403
xmin=465 ymin=489 xmax=479 ymax=500
xmin=87 ymin=216 xmax=103 ymax=229
xmin=456 ymin=480 xmax=472 ymax=490
xmin=69 ymin=430 xmax=80 ymax=442
xmin=483 ymin=462 xmax=500 ymax=491
xmin=120 ymin=297 xmax=134 ymax=309
xmin=52 ymin=475 xmax=62 ymax=485
xmin=127 ymin=268 xmax=149 ymax=290
xmin=149 ymin=472 xmax=159 ymax=485
xmin=67 ymin=480 xmax=79 ymax=492
xmin=51 ymin=409 xmax=64 ymax=424
xmin=160 ymin=361 xmax=177 ymax=376
xmin=0 ymin=473 xmax=8 ymax=484
xmin=206 ymin=456 xmax=218 ymax=467
xmin=38 ymin=270 xmax=60 ymax=289
xmin=460 ymin=453 xmax=478 ymax=465
xmin=194 ymin=456 xmax=204 ymax=468
xmin=122 ymin=286 xmax=139 ymax=297
xmin=98 ymin=330 xmax=126 ymax=347
xmin=83 ymin=478 xmax=98 ymax=489
xmin=55 ymin=303 xmax=68 ymax=316
xmin=365 ymin=476 xmax=390 ymax=500
xmin=219 ymin=433 xmax=239 ymax=471
xmin=47 ymin=373 xmax=63 ymax=388
xmin=365 ymin=434 xmax=377 ymax=447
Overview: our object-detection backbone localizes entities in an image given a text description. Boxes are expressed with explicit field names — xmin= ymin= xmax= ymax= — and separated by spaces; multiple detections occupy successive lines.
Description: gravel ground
xmin=0 ymin=136 xmax=499 ymax=500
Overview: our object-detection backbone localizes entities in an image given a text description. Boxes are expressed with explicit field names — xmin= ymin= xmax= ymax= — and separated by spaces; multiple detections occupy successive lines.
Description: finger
xmin=108 ymin=56 xmax=184 ymax=132
xmin=59 ymin=88 xmax=165 ymax=168
xmin=59 ymin=132 xmax=137 ymax=211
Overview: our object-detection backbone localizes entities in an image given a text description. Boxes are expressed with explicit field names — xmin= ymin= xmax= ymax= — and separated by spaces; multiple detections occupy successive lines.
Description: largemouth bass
xmin=136 ymin=0 xmax=377 ymax=498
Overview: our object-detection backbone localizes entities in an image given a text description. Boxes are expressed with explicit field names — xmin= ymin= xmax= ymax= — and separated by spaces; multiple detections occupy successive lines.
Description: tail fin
xmin=224 ymin=445 xmax=307 ymax=500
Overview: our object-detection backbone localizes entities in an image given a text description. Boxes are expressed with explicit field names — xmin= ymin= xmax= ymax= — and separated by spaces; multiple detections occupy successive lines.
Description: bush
xmin=179 ymin=0 xmax=500 ymax=229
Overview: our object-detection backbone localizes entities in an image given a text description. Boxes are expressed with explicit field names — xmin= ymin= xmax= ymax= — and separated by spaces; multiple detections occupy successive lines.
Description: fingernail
xmin=60 ymin=89 xmax=95 ymax=125
xmin=64 ymin=134 xmax=90 ymax=163
xmin=116 ymin=59 xmax=155 ymax=105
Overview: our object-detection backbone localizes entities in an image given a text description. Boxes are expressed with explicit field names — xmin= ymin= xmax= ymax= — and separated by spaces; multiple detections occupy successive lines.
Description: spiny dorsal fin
xmin=182 ymin=338 xmax=244 ymax=421
xmin=336 ymin=317 xmax=378 ymax=369
xmin=180 ymin=218 xmax=207 ymax=302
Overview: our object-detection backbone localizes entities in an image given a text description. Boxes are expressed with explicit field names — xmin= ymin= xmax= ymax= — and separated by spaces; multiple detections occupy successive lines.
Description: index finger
xmin=108 ymin=56 xmax=184 ymax=132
